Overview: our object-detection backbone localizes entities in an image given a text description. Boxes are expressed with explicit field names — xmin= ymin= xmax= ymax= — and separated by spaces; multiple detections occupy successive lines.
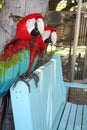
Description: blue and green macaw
xmin=0 ymin=13 xmax=45 ymax=130
xmin=0 ymin=13 xmax=57 ymax=129
xmin=0 ymin=13 xmax=45 ymax=97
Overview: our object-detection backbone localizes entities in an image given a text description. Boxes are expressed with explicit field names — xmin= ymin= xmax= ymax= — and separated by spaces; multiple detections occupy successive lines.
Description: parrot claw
xmin=21 ymin=79 xmax=30 ymax=92
xmin=13 ymin=77 xmax=21 ymax=88
xmin=13 ymin=77 xmax=30 ymax=93
xmin=29 ymin=72 xmax=39 ymax=87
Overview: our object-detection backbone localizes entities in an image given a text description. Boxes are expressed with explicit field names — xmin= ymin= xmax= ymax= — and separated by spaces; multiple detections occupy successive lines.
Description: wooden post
xmin=71 ymin=0 xmax=82 ymax=81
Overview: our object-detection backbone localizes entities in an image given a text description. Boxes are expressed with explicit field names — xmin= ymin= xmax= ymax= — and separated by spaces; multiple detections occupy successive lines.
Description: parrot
xmin=0 ymin=13 xmax=45 ymax=130
xmin=42 ymin=26 xmax=57 ymax=52
xmin=0 ymin=13 xmax=44 ymax=97
xmin=37 ymin=26 xmax=57 ymax=59
xmin=24 ymin=35 xmax=47 ymax=86
xmin=25 ymin=26 xmax=57 ymax=86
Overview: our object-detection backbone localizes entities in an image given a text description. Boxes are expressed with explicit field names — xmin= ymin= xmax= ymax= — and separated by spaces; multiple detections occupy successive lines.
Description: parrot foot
xmin=29 ymin=72 xmax=39 ymax=87
xmin=13 ymin=77 xmax=30 ymax=92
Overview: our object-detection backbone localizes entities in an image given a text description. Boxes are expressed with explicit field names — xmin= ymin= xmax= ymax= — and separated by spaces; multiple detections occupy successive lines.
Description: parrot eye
xmin=27 ymin=20 xmax=31 ymax=23
xmin=26 ymin=18 xmax=36 ymax=34
xmin=26 ymin=18 xmax=36 ymax=27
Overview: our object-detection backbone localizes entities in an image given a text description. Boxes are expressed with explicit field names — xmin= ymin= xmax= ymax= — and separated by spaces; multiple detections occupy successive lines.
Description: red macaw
xmin=39 ymin=26 xmax=57 ymax=57
xmin=0 ymin=13 xmax=44 ymax=96
xmin=26 ymin=26 xmax=57 ymax=80
xmin=0 ymin=13 xmax=45 ymax=130
xmin=42 ymin=26 xmax=57 ymax=48
xmin=1 ymin=13 xmax=44 ymax=61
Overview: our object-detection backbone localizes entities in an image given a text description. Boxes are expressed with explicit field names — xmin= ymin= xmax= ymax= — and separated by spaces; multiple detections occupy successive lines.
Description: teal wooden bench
xmin=10 ymin=55 xmax=87 ymax=130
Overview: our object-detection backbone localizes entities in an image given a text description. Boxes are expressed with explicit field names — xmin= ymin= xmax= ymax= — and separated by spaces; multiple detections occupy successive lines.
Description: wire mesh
xmin=74 ymin=8 xmax=87 ymax=80
xmin=67 ymin=88 xmax=87 ymax=104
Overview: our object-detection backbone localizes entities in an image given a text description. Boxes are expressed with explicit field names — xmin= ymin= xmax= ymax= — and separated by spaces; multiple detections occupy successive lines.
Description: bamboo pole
xmin=71 ymin=0 xmax=82 ymax=81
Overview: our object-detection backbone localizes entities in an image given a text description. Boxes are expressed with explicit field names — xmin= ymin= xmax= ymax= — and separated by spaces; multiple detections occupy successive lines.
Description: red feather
xmin=16 ymin=13 xmax=44 ymax=39
xmin=1 ymin=39 xmax=30 ymax=61
xmin=27 ymin=35 xmax=46 ymax=74
xmin=44 ymin=26 xmax=56 ymax=32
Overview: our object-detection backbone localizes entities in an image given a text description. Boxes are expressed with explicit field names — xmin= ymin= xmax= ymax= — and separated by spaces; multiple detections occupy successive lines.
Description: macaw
xmin=39 ymin=26 xmax=57 ymax=57
xmin=26 ymin=26 xmax=57 ymax=83
xmin=42 ymin=26 xmax=57 ymax=49
xmin=23 ymin=35 xmax=46 ymax=86
xmin=0 ymin=13 xmax=45 ymax=130
xmin=0 ymin=13 xmax=44 ymax=97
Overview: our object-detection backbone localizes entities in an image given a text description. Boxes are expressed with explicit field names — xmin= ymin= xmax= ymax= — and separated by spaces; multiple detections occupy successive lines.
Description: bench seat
xmin=10 ymin=55 xmax=87 ymax=130
xmin=55 ymin=102 xmax=87 ymax=130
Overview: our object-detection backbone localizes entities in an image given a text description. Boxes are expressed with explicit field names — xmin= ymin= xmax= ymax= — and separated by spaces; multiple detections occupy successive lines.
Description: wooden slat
xmin=82 ymin=105 xmax=87 ymax=130
xmin=58 ymin=102 xmax=72 ymax=130
xmin=52 ymin=102 xmax=65 ymax=130
xmin=64 ymin=82 xmax=87 ymax=89
xmin=10 ymin=81 xmax=33 ymax=130
xmin=74 ymin=105 xmax=83 ymax=130
xmin=66 ymin=103 xmax=77 ymax=130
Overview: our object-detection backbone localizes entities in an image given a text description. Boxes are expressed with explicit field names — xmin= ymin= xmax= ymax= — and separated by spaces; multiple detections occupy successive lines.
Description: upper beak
xmin=44 ymin=35 xmax=53 ymax=46
xmin=48 ymin=35 xmax=53 ymax=46
xmin=36 ymin=18 xmax=44 ymax=35
xmin=31 ymin=22 xmax=40 ymax=36
xmin=31 ymin=18 xmax=44 ymax=36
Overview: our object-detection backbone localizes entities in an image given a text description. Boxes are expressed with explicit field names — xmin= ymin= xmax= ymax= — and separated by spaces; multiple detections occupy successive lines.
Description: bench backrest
xmin=10 ymin=55 xmax=66 ymax=130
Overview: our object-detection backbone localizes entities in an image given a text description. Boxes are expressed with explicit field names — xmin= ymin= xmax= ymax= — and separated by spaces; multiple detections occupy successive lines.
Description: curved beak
xmin=31 ymin=18 xmax=44 ymax=36
xmin=44 ymin=35 xmax=53 ymax=46
xmin=31 ymin=22 xmax=40 ymax=36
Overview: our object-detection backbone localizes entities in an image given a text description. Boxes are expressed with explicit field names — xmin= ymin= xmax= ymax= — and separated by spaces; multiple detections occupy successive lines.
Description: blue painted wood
xmin=66 ymin=103 xmax=77 ymax=130
xmin=64 ymin=82 xmax=87 ymax=89
xmin=11 ymin=66 xmax=50 ymax=130
xmin=58 ymin=102 xmax=72 ymax=130
xmin=39 ymin=60 xmax=55 ymax=130
xmin=10 ymin=55 xmax=87 ymax=130
xmin=51 ymin=56 xmax=67 ymax=129
xmin=10 ymin=81 xmax=33 ymax=130
xmin=82 ymin=105 xmax=87 ymax=130
xmin=74 ymin=105 xmax=83 ymax=130
xmin=52 ymin=55 xmax=66 ymax=102
xmin=51 ymin=102 xmax=65 ymax=130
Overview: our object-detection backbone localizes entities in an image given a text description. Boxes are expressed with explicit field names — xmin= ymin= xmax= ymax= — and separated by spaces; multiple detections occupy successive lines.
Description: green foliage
xmin=0 ymin=0 xmax=4 ymax=9
xmin=56 ymin=0 xmax=67 ymax=11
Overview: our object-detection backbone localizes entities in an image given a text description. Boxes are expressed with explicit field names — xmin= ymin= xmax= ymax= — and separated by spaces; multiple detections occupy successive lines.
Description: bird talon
xmin=22 ymin=73 xmax=28 ymax=80
xmin=29 ymin=72 xmax=39 ymax=88
xmin=13 ymin=77 xmax=30 ymax=93
xmin=12 ymin=77 xmax=21 ymax=89
xmin=21 ymin=79 xmax=30 ymax=93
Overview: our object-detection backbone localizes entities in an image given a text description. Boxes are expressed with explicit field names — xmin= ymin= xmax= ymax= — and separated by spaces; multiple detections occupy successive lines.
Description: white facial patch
xmin=51 ymin=32 xmax=57 ymax=45
xmin=42 ymin=30 xmax=51 ymax=41
xmin=26 ymin=18 xmax=36 ymax=34
xmin=36 ymin=18 xmax=44 ymax=35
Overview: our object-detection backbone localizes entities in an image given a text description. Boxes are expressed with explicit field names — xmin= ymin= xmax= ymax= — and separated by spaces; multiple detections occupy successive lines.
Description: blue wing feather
xmin=0 ymin=49 xmax=30 ymax=97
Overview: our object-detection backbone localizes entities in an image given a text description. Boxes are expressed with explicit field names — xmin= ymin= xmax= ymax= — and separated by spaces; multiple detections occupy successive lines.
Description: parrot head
xmin=42 ymin=26 xmax=57 ymax=46
xmin=16 ymin=13 xmax=44 ymax=39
